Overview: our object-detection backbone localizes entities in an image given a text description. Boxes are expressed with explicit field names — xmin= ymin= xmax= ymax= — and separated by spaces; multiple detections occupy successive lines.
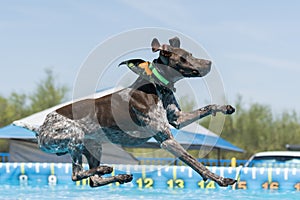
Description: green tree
xmin=0 ymin=69 xmax=68 ymax=125
xmin=0 ymin=69 xmax=68 ymax=153
xmin=178 ymin=95 xmax=196 ymax=112
xmin=214 ymin=97 xmax=300 ymax=160
xmin=0 ymin=96 xmax=10 ymax=127
xmin=29 ymin=69 xmax=68 ymax=113
xmin=0 ymin=93 xmax=28 ymax=127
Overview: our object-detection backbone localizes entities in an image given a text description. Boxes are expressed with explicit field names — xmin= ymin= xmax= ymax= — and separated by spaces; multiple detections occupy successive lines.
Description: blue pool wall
xmin=0 ymin=163 xmax=300 ymax=190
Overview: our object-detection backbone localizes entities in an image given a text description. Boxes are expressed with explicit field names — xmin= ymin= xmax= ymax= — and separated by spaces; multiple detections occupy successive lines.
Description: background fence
xmin=0 ymin=153 xmax=9 ymax=162
xmin=137 ymin=157 xmax=247 ymax=166
xmin=0 ymin=152 xmax=247 ymax=166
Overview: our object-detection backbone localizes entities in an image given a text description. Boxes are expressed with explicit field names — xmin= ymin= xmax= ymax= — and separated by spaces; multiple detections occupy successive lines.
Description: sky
xmin=1 ymin=0 xmax=300 ymax=114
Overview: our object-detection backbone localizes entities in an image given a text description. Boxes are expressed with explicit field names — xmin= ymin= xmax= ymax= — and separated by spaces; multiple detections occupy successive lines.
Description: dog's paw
xmin=117 ymin=174 xmax=133 ymax=184
xmin=220 ymin=105 xmax=235 ymax=115
xmin=199 ymin=172 xmax=208 ymax=181
xmin=211 ymin=105 xmax=235 ymax=116
xmin=216 ymin=177 xmax=237 ymax=187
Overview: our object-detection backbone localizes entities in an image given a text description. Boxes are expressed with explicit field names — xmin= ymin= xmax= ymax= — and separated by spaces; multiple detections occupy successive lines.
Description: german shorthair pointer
xmin=35 ymin=37 xmax=236 ymax=187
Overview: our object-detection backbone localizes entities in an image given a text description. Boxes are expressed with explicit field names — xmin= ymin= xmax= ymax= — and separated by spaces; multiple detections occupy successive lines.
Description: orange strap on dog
xmin=138 ymin=62 xmax=153 ymax=76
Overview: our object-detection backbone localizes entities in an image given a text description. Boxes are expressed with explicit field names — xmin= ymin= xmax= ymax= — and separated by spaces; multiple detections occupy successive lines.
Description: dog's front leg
xmin=168 ymin=104 xmax=235 ymax=129
xmin=154 ymin=130 xmax=236 ymax=187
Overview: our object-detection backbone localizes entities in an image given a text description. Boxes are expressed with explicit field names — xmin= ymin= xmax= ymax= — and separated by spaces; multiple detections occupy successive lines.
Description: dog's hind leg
xmin=82 ymin=145 xmax=115 ymax=186
xmin=80 ymin=143 xmax=133 ymax=187
xmin=85 ymin=152 xmax=132 ymax=187
xmin=70 ymin=148 xmax=86 ymax=182
xmin=70 ymin=146 xmax=113 ymax=182
xmin=83 ymin=147 xmax=133 ymax=187
xmin=154 ymin=128 xmax=236 ymax=187
xmin=89 ymin=174 xmax=133 ymax=187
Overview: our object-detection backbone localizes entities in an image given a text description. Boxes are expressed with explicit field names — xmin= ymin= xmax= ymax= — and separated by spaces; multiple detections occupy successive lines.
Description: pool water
xmin=1 ymin=163 xmax=300 ymax=199
xmin=1 ymin=185 xmax=300 ymax=200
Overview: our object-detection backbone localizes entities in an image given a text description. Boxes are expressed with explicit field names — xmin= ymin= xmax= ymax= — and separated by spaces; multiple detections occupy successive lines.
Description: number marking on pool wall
xmin=167 ymin=179 xmax=184 ymax=188
xmin=294 ymin=183 xmax=300 ymax=191
xmin=237 ymin=181 xmax=247 ymax=190
xmin=198 ymin=180 xmax=216 ymax=189
xmin=267 ymin=168 xmax=272 ymax=183
xmin=136 ymin=178 xmax=154 ymax=188
xmin=20 ymin=163 xmax=25 ymax=175
xmin=2 ymin=163 xmax=300 ymax=190
xmin=173 ymin=166 xmax=177 ymax=180
xmin=262 ymin=181 xmax=279 ymax=190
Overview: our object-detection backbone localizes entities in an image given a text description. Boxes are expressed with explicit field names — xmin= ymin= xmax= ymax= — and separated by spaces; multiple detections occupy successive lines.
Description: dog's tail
xmin=13 ymin=120 xmax=39 ymax=136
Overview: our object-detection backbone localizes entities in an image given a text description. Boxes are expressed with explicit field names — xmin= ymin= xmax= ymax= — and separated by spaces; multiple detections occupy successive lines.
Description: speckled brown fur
xmin=36 ymin=37 xmax=236 ymax=187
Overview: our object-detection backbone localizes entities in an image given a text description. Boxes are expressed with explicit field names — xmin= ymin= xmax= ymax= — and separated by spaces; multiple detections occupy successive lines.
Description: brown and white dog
xmin=35 ymin=37 xmax=236 ymax=187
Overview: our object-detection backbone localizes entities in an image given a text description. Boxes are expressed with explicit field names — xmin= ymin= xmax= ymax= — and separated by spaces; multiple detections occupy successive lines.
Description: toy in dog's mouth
xmin=119 ymin=59 xmax=175 ymax=90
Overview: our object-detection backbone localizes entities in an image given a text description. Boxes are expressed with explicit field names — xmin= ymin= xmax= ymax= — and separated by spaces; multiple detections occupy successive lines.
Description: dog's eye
xmin=180 ymin=57 xmax=187 ymax=63
xmin=161 ymin=50 xmax=171 ymax=57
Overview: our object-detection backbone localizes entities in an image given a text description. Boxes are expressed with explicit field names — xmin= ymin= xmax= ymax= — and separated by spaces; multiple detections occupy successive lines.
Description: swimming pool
xmin=1 ymin=163 xmax=300 ymax=199
xmin=1 ymin=185 xmax=300 ymax=200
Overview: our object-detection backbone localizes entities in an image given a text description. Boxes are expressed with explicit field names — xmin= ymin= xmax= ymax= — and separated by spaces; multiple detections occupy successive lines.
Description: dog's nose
xmin=199 ymin=60 xmax=211 ymax=77
xmin=206 ymin=60 xmax=212 ymax=66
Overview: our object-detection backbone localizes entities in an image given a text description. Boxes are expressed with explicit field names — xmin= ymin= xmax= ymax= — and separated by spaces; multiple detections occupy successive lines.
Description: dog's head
xmin=151 ymin=37 xmax=211 ymax=82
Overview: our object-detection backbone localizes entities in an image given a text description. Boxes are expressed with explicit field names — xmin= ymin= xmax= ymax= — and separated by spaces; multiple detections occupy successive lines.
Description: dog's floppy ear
xmin=151 ymin=38 xmax=161 ymax=52
xmin=169 ymin=37 xmax=180 ymax=48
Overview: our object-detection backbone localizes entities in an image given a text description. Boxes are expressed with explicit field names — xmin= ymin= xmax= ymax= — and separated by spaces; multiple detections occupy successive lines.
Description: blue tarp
xmin=0 ymin=125 xmax=35 ymax=139
xmin=144 ymin=128 xmax=244 ymax=152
